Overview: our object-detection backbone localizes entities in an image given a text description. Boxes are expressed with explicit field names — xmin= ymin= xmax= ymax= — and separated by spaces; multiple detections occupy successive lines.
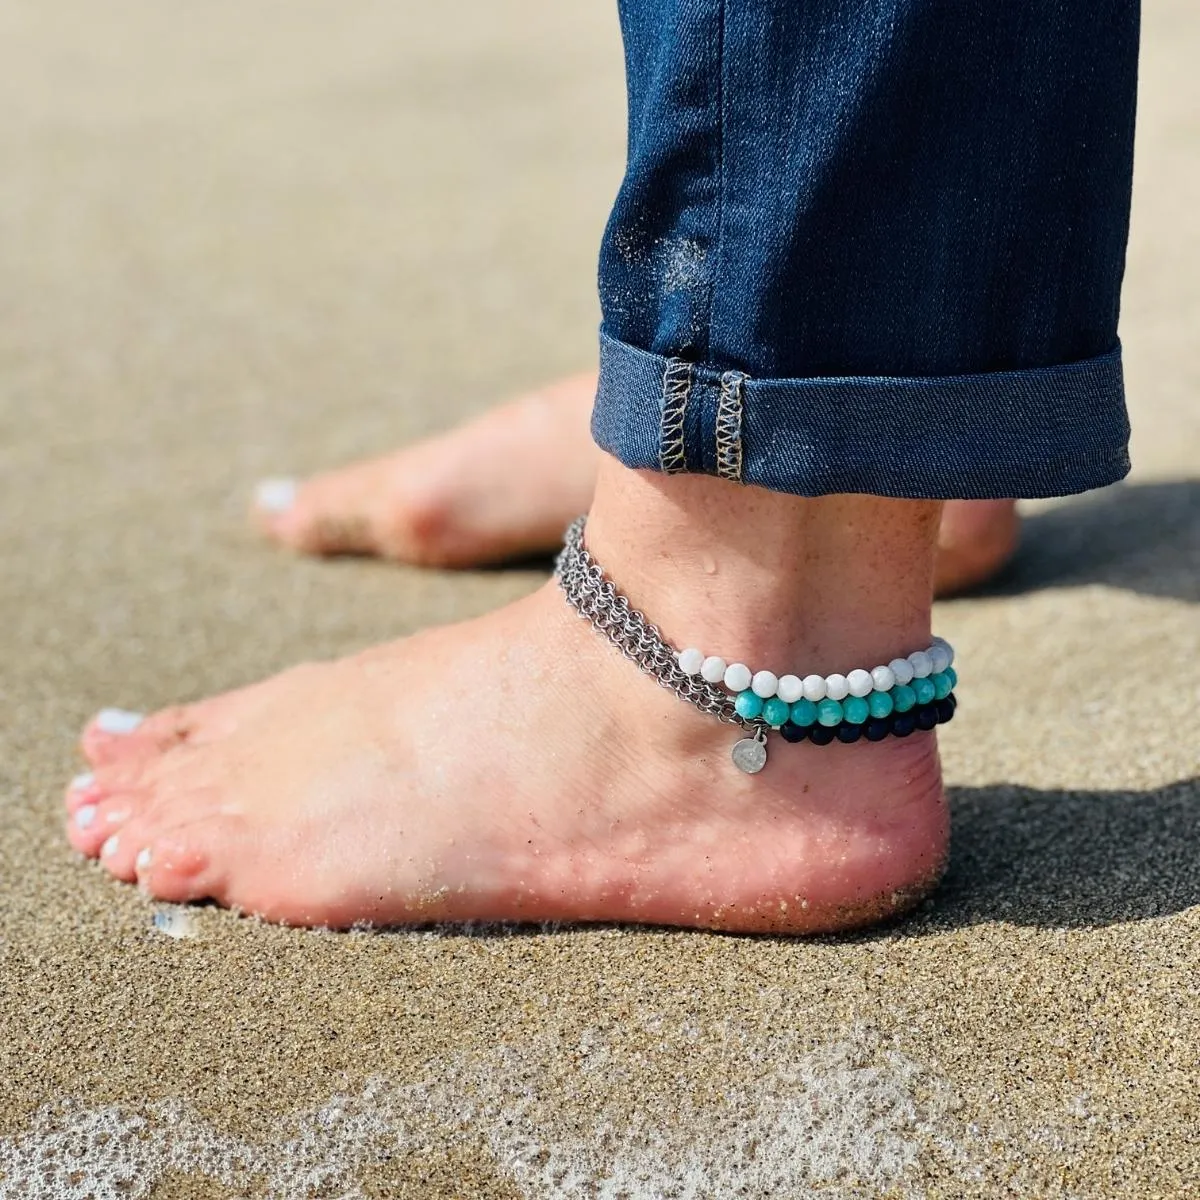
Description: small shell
xmin=152 ymin=907 xmax=197 ymax=939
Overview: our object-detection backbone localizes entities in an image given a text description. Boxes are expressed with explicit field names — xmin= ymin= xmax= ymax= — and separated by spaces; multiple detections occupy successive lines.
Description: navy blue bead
xmin=935 ymin=698 xmax=955 ymax=724
xmin=864 ymin=717 xmax=890 ymax=742
xmin=808 ymin=724 xmax=836 ymax=746
xmin=891 ymin=711 xmax=916 ymax=738
xmin=780 ymin=721 xmax=807 ymax=743
xmin=947 ymin=692 xmax=958 ymax=712
xmin=836 ymin=723 xmax=862 ymax=743
xmin=915 ymin=704 xmax=938 ymax=731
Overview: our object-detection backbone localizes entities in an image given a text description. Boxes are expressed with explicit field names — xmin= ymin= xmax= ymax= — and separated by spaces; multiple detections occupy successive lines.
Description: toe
xmin=64 ymin=746 xmax=185 ymax=855
xmin=66 ymin=794 xmax=141 ymax=857
xmin=123 ymin=816 xmax=236 ymax=903
xmin=94 ymin=823 xmax=141 ymax=882
xmin=80 ymin=707 xmax=146 ymax=764
xmin=252 ymin=465 xmax=384 ymax=557
xmin=81 ymin=704 xmax=195 ymax=766
xmin=64 ymin=771 xmax=101 ymax=814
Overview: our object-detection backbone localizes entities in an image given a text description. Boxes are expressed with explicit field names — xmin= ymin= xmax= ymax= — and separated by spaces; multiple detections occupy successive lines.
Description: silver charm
xmin=731 ymin=732 xmax=768 ymax=774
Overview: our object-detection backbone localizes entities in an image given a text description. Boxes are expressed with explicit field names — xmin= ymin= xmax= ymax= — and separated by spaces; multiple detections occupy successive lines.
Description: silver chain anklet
xmin=554 ymin=516 xmax=958 ymax=775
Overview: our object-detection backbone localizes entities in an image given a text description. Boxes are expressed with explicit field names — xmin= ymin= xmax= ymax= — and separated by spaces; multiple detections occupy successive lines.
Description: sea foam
xmin=0 ymin=1021 xmax=1048 ymax=1198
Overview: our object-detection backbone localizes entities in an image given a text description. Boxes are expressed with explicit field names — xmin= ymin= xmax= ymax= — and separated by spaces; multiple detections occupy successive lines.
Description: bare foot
xmin=64 ymin=585 xmax=946 ymax=933
xmin=253 ymin=371 xmax=1018 ymax=592
xmin=69 ymin=466 xmax=949 ymax=935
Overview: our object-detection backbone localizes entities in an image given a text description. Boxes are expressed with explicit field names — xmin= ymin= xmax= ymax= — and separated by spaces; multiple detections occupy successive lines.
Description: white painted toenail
xmin=136 ymin=847 xmax=152 ymax=872
xmin=95 ymin=708 xmax=144 ymax=735
xmin=75 ymin=805 xmax=97 ymax=829
xmin=70 ymin=772 xmax=95 ymax=792
xmin=255 ymin=477 xmax=297 ymax=515
xmin=106 ymin=810 xmax=129 ymax=824
xmin=101 ymin=834 xmax=120 ymax=858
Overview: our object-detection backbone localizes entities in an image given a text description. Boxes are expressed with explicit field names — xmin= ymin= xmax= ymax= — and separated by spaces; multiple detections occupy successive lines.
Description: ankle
xmin=583 ymin=458 xmax=941 ymax=673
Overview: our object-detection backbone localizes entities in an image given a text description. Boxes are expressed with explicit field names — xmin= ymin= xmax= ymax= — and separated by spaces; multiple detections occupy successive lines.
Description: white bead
xmin=751 ymin=670 xmax=778 ymax=699
xmin=908 ymin=650 xmax=933 ymax=678
xmin=724 ymin=662 xmax=752 ymax=692
xmin=932 ymin=636 xmax=955 ymax=668
xmin=700 ymin=655 xmax=727 ymax=684
xmin=888 ymin=657 xmax=914 ymax=686
xmin=801 ymin=673 xmax=827 ymax=701
xmin=776 ymin=674 xmax=804 ymax=704
xmin=871 ymin=664 xmax=896 ymax=692
xmin=678 ymin=648 xmax=705 ymax=676
xmin=824 ymin=673 xmax=850 ymax=701
xmin=846 ymin=668 xmax=874 ymax=698
xmin=927 ymin=643 xmax=951 ymax=674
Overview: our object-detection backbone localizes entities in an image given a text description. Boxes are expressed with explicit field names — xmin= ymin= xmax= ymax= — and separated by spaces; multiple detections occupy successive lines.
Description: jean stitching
xmin=710 ymin=0 xmax=727 ymax=366
xmin=659 ymin=357 xmax=693 ymax=473
xmin=715 ymin=370 xmax=746 ymax=482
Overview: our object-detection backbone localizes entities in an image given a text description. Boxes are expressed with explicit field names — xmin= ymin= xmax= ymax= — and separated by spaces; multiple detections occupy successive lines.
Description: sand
xmin=1 ymin=1 xmax=1197 ymax=1196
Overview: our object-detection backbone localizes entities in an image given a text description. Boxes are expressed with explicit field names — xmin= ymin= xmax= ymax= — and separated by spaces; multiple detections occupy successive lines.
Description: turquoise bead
xmin=790 ymin=698 xmax=818 ymax=727
xmin=735 ymin=689 xmax=764 ymax=720
xmin=867 ymin=689 xmax=894 ymax=719
xmin=762 ymin=697 xmax=791 ymax=727
xmin=945 ymin=666 xmax=958 ymax=690
xmin=842 ymin=696 xmax=869 ymax=725
xmin=891 ymin=683 xmax=917 ymax=713
xmin=912 ymin=676 xmax=936 ymax=706
xmin=816 ymin=698 xmax=844 ymax=727
xmin=931 ymin=671 xmax=952 ymax=700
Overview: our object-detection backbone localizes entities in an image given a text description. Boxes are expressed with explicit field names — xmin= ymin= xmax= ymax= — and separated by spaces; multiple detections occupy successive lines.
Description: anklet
xmin=555 ymin=517 xmax=958 ymax=774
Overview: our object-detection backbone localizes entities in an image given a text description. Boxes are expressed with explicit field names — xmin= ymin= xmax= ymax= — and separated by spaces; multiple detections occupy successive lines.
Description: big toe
xmin=81 ymin=705 xmax=194 ymax=766
xmin=252 ymin=468 xmax=385 ymax=557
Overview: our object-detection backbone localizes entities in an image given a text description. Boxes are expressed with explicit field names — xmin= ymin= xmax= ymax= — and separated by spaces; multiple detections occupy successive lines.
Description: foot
xmin=252 ymin=372 xmax=1018 ymax=592
xmin=69 ymin=467 xmax=949 ymax=935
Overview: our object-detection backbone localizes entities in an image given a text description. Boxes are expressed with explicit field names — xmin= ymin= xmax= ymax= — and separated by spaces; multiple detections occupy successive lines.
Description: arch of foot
xmin=676 ymin=639 xmax=958 ymax=744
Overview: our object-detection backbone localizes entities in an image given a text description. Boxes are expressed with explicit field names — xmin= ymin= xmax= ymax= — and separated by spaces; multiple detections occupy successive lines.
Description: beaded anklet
xmin=555 ymin=517 xmax=958 ymax=775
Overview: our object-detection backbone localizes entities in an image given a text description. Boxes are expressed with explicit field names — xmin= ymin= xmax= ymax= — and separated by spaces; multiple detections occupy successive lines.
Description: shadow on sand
xmin=924 ymin=481 xmax=1199 ymax=929
xmin=965 ymin=478 xmax=1200 ymax=604
xmin=924 ymin=776 xmax=1200 ymax=929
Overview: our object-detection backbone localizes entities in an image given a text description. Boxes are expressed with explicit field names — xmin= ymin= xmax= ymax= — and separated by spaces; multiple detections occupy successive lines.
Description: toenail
xmin=70 ymin=772 xmax=95 ymax=792
xmin=95 ymin=708 xmax=144 ymax=735
xmin=136 ymin=847 xmax=152 ymax=872
xmin=255 ymin=478 xmax=297 ymax=515
xmin=75 ymin=805 xmax=97 ymax=829
xmin=101 ymin=834 xmax=120 ymax=858
xmin=106 ymin=810 xmax=129 ymax=824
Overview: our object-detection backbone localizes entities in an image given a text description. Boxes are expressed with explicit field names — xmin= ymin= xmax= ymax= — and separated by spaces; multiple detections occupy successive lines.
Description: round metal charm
xmin=731 ymin=735 xmax=768 ymax=774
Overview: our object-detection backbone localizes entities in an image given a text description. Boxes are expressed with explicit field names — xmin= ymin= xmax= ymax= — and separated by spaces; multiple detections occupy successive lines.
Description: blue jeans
xmin=592 ymin=0 xmax=1139 ymax=499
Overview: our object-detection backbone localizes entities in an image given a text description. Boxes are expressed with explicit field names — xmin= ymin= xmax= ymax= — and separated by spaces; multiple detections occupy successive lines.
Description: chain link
xmin=554 ymin=516 xmax=764 ymax=732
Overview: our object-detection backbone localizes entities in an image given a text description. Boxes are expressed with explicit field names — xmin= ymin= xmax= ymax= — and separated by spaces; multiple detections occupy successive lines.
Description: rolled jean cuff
xmin=591 ymin=331 xmax=1132 ymax=500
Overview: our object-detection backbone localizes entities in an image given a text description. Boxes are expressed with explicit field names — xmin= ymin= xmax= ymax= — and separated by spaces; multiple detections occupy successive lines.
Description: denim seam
xmin=658 ymin=357 xmax=693 ymax=473
xmin=710 ymin=0 xmax=728 ymax=367
xmin=594 ymin=331 xmax=1130 ymax=499
xmin=715 ymin=370 xmax=747 ymax=482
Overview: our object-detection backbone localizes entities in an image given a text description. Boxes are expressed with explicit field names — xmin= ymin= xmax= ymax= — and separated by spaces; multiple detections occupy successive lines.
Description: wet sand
xmin=1 ymin=1 xmax=1197 ymax=1196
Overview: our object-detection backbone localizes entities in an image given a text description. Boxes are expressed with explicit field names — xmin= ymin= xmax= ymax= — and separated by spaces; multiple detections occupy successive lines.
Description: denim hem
xmin=591 ymin=331 xmax=1132 ymax=500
